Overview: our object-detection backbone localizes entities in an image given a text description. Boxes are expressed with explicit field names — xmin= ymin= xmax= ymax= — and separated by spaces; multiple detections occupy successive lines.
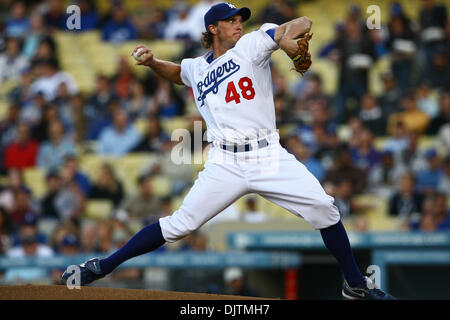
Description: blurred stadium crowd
xmin=0 ymin=0 xmax=449 ymax=286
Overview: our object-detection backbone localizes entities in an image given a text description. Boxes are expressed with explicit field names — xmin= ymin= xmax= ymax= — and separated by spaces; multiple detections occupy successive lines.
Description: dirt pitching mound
xmin=0 ymin=285 xmax=275 ymax=300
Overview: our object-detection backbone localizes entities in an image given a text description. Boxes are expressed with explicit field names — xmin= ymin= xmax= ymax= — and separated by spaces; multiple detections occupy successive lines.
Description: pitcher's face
xmin=214 ymin=14 xmax=243 ymax=47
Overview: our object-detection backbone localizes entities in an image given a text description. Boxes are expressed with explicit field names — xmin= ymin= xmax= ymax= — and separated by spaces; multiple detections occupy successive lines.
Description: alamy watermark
xmin=169 ymin=121 xmax=281 ymax=176
xmin=66 ymin=5 xmax=81 ymax=30
xmin=366 ymin=5 xmax=381 ymax=30
xmin=366 ymin=265 xmax=381 ymax=289
xmin=65 ymin=265 xmax=81 ymax=289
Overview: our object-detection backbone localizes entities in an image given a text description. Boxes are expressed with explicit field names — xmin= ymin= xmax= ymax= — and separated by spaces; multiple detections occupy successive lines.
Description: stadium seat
xmin=151 ymin=175 xmax=173 ymax=198
xmin=116 ymin=153 xmax=155 ymax=194
xmin=79 ymin=154 xmax=120 ymax=181
xmin=352 ymin=194 xmax=397 ymax=231
xmin=23 ymin=168 xmax=46 ymax=198
xmin=84 ymin=199 xmax=114 ymax=220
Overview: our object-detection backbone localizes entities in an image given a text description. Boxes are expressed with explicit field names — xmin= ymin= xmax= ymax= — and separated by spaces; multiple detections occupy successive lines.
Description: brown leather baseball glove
xmin=289 ymin=33 xmax=313 ymax=75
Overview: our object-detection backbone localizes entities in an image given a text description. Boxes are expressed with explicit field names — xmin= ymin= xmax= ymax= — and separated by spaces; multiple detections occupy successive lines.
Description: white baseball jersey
xmin=180 ymin=23 xmax=279 ymax=144
xmin=159 ymin=23 xmax=341 ymax=243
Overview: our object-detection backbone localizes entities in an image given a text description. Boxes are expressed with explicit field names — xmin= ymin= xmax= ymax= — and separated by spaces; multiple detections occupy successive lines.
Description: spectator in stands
xmin=53 ymin=82 xmax=74 ymax=121
xmin=368 ymin=150 xmax=407 ymax=199
xmin=164 ymin=2 xmax=196 ymax=41
xmin=119 ymin=174 xmax=161 ymax=223
xmin=43 ymin=0 xmax=66 ymax=30
xmin=411 ymin=193 xmax=450 ymax=231
xmin=11 ymin=211 xmax=47 ymax=246
xmin=427 ymin=90 xmax=450 ymax=135
xmin=146 ymin=7 xmax=167 ymax=40
xmin=241 ymin=197 xmax=267 ymax=223
xmin=20 ymin=91 xmax=46 ymax=130
xmin=0 ymin=37 xmax=29 ymax=84
xmin=89 ymin=163 xmax=124 ymax=208
xmin=30 ymin=37 xmax=57 ymax=65
xmin=416 ymin=149 xmax=444 ymax=195
xmin=64 ymin=93 xmax=85 ymax=142
xmin=384 ymin=121 xmax=410 ymax=155
xmin=332 ymin=178 xmax=355 ymax=218
xmin=437 ymin=156 xmax=450 ymax=194
xmin=418 ymin=0 xmax=449 ymax=73
xmin=358 ymin=93 xmax=387 ymax=136
xmin=271 ymin=71 xmax=295 ymax=123
xmin=324 ymin=146 xmax=367 ymax=194
xmin=150 ymin=79 xmax=184 ymax=118
xmin=388 ymin=91 xmax=430 ymax=135
xmin=53 ymin=177 xmax=86 ymax=224
xmin=86 ymin=75 xmax=116 ymax=117
xmin=147 ymin=140 xmax=193 ymax=195
xmin=37 ymin=120 xmax=76 ymax=173
xmin=0 ymin=104 xmax=19 ymax=171
xmin=59 ymin=155 xmax=90 ymax=196
xmin=93 ymin=220 xmax=114 ymax=253
xmin=22 ymin=14 xmax=47 ymax=59
xmin=124 ymin=80 xmax=153 ymax=120
xmin=30 ymin=58 xmax=78 ymax=102
xmin=377 ymin=72 xmax=403 ymax=117
xmin=293 ymin=73 xmax=329 ymax=109
xmin=259 ymin=0 xmax=295 ymax=25
xmin=5 ymin=1 xmax=29 ymax=39
xmin=386 ymin=2 xmax=418 ymax=91
xmin=425 ymin=46 xmax=450 ymax=89
xmin=56 ymin=233 xmax=80 ymax=255
xmin=295 ymin=101 xmax=339 ymax=159
xmin=3 ymin=122 xmax=39 ymax=170
xmin=0 ymin=206 xmax=13 ymax=255
xmin=349 ymin=128 xmax=382 ymax=172
xmin=187 ymin=0 xmax=220 ymax=42
xmin=40 ymin=171 xmax=62 ymax=220
xmin=285 ymin=135 xmax=325 ymax=182
xmin=416 ymin=82 xmax=440 ymax=119
xmin=32 ymin=103 xmax=64 ymax=144
xmin=9 ymin=187 xmax=37 ymax=230
xmin=132 ymin=116 xmax=170 ymax=153
xmin=0 ymin=169 xmax=29 ymax=213
xmin=5 ymin=222 xmax=54 ymax=284
xmin=332 ymin=17 xmax=377 ymax=123
xmin=389 ymin=172 xmax=424 ymax=220
xmin=223 ymin=267 xmax=259 ymax=297
xmin=96 ymin=109 xmax=141 ymax=157
xmin=9 ymin=68 xmax=34 ymax=111
xmin=85 ymin=75 xmax=117 ymax=140
xmin=112 ymin=56 xmax=135 ymax=100
xmin=102 ymin=4 xmax=137 ymax=43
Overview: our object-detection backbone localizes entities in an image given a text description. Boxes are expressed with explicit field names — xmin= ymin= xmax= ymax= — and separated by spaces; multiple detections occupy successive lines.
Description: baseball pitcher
xmin=62 ymin=3 xmax=394 ymax=300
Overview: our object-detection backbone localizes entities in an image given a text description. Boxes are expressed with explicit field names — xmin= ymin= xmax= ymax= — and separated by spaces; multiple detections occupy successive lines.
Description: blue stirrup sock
xmin=320 ymin=220 xmax=365 ymax=287
xmin=99 ymin=221 xmax=166 ymax=275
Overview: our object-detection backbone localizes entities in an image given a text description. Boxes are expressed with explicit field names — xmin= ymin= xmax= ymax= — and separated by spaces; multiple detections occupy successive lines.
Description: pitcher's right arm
xmin=132 ymin=45 xmax=183 ymax=85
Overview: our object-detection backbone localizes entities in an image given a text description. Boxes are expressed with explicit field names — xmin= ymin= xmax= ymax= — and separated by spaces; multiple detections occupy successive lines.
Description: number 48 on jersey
xmin=225 ymin=77 xmax=255 ymax=104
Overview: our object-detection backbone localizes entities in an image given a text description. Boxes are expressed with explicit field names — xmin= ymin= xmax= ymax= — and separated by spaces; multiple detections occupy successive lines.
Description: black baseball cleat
xmin=342 ymin=277 xmax=396 ymax=300
xmin=61 ymin=257 xmax=105 ymax=286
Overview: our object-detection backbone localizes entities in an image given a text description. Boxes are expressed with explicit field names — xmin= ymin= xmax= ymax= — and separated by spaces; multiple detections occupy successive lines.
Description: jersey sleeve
xmin=235 ymin=23 xmax=280 ymax=67
xmin=180 ymin=58 xmax=193 ymax=87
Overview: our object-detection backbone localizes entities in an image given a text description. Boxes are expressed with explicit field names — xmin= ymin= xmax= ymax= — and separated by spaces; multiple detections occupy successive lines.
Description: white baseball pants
xmin=159 ymin=133 xmax=341 ymax=242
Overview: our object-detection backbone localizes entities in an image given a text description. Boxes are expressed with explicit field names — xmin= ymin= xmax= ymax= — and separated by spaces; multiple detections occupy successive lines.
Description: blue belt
xmin=221 ymin=138 xmax=269 ymax=153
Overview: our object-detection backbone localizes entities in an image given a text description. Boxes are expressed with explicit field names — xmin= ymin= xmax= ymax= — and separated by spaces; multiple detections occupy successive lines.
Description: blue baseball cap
xmin=204 ymin=2 xmax=251 ymax=31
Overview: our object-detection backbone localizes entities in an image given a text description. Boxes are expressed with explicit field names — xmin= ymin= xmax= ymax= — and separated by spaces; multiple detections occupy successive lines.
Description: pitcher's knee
xmin=159 ymin=210 xmax=201 ymax=243
xmin=308 ymin=199 xmax=341 ymax=229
